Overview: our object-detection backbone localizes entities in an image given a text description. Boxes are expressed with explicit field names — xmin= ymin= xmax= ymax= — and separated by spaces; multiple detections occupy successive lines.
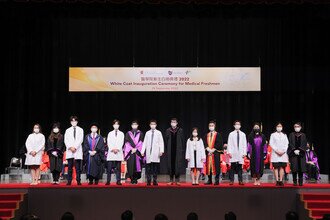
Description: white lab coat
xmin=269 ymin=132 xmax=289 ymax=163
xmin=141 ymin=129 xmax=164 ymax=164
xmin=227 ymin=130 xmax=247 ymax=164
xmin=64 ymin=126 xmax=84 ymax=160
xmin=107 ymin=130 xmax=124 ymax=161
xmin=185 ymin=138 xmax=206 ymax=169
xmin=25 ymin=133 xmax=45 ymax=166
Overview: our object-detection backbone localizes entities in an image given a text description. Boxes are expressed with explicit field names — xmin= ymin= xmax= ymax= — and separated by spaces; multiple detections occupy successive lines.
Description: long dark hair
xmin=49 ymin=122 xmax=62 ymax=142
xmin=189 ymin=127 xmax=201 ymax=141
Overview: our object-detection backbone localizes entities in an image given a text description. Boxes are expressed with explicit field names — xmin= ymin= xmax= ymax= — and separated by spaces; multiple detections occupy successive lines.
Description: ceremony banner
xmin=69 ymin=67 xmax=260 ymax=92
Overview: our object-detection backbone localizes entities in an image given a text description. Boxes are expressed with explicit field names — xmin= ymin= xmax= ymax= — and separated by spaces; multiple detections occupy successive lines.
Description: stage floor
xmin=0 ymin=183 xmax=330 ymax=220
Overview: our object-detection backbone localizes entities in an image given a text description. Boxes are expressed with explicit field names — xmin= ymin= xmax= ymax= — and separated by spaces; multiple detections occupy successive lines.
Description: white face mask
xmin=34 ymin=128 xmax=40 ymax=134
xmin=171 ymin=122 xmax=177 ymax=128
xmin=91 ymin=128 xmax=98 ymax=133
xmin=53 ymin=128 xmax=59 ymax=133
xmin=71 ymin=121 xmax=78 ymax=127
xmin=276 ymin=126 xmax=283 ymax=132
xmin=113 ymin=124 xmax=119 ymax=130
xmin=234 ymin=125 xmax=241 ymax=130
xmin=209 ymin=126 xmax=215 ymax=131
xmin=294 ymin=127 xmax=301 ymax=132
xmin=192 ymin=132 xmax=198 ymax=137
xmin=131 ymin=125 xmax=138 ymax=130
xmin=150 ymin=125 xmax=156 ymax=130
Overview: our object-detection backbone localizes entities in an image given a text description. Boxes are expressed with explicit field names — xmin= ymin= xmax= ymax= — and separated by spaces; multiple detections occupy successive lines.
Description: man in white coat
xmin=141 ymin=120 xmax=164 ymax=186
xmin=227 ymin=120 xmax=247 ymax=185
xmin=106 ymin=119 xmax=124 ymax=185
xmin=64 ymin=116 xmax=84 ymax=185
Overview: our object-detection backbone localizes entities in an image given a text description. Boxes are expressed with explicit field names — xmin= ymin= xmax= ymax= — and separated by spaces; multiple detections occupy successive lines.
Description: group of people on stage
xmin=24 ymin=116 xmax=320 ymax=186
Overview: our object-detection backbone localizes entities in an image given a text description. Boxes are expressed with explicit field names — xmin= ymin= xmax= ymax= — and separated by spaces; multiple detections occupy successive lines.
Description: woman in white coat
xmin=186 ymin=128 xmax=206 ymax=185
xmin=25 ymin=124 xmax=45 ymax=185
xmin=269 ymin=122 xmax=289 ymax=186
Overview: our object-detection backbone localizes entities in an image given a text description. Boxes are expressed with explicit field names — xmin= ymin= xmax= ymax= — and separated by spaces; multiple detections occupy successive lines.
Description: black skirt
xmin=272 ymin=162 xmax=287 ymax=168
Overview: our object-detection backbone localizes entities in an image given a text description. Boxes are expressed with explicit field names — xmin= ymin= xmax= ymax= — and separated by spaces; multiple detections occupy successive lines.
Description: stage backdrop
xmin=1 ymin=2 xmax=330 ymax=176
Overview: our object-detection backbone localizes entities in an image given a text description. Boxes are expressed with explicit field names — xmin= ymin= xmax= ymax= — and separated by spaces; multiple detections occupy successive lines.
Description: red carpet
xmin=0 ymin=182 xmax=330 ymax=189
xmin=301 ymin=193 xmax=330 ymax=220
xmin=0 ymin=193 xmax=25 ymax=220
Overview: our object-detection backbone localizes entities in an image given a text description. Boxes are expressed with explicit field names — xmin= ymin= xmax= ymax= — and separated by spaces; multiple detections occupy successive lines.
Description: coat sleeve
xmin=269 ymin=134 xmax=275 ymax=151
xmin=25 ymin=135 xmax=33 ymax=154
xmin=74 ymin=128 xmax=84 ymax=150
xmin=141 ymin=133 xmax=147 ymax=155
xmin=35 ymin=135 xmax=45 ymax=153
xmin=159 ymin=132 xmax=165 ymax=154
xmin=200 ymin=140 xmax=206 ymax=161
xmin=227 ymin=133 xmax=233 ymax=154
xmin=185 ymin=140 xmax=190 ymax=160
xmin=242 ymin=133 xmax=247 ymax=155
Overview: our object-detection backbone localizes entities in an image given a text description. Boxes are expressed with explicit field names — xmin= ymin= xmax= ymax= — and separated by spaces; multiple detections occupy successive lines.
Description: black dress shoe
xmin=66 ymin=182 xmax=71 ymax=186
xmin=105 ymin=182 xmax=110 ymax=185
xmin=88 ymin=181 xmax=93 ymax=185
xmin=239 ymin=181 xmax=244 ymax=186
xmin=94 ymin=181 xmax=99 ymax=185
xmin=77 ymin=182 xmax=82 ymax=185
xmin=280 ymin=181 xmax=284 ymax=187
xmin=293 ymin=181 xmax=298 ymax=186
xmin=146 ymin=182 xmax=151 ymax=186
xmin=116 ymin=181 xmax=122 ymax=185
xmin=153 ymin=181 xmax=158 ymax=186
xmin=229 ymin=182 xmax=234 ymax=186
xmin=276 ymin=181 xmax=280 ymax=186
xmin=214 ymin=182 xmax=219 ymax=185
xmin=205 ymin=181 xmax=212 ymax=185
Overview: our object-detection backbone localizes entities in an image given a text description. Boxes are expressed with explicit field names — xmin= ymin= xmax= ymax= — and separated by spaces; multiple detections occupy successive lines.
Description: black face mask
xmin=253 ymin=129 xmax=260 ymax=134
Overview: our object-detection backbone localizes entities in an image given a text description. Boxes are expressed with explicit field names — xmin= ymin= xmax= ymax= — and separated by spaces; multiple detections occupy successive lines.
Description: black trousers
xmin=146 ymin=162 xmax=160 ymax=183
xmin=52 ymin=170 xmax=61 ymax=182
xmin=107 ymin=161 xmax=121 ymax=182
xmin=292 ymin=172 xmax=303 ymax=183
xmin=67 ymin=159 xmax=82 ymax=183
xmin=169 ymin=171 xmax=180 ymax=182
xmin=229 ymin=162 xmax=243 ymax=182
xmin=306 ymin=164 xmax=318 ymax=180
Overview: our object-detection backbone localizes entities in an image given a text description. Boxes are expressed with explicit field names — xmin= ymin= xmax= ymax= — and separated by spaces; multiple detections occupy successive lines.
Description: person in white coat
xmin=64 ymin=116 xmax=84 ymax=185
xmin=185 ymin=128 xmax=206 ymax=185
xmin=106 ymin=119 xmax=124 ymax=185
xmin=269 ymin=122 xmax=289 ymax=186
xmin=227 ymin=120 xmax=247 ymax=185
xmin=25 ymin=124 xmax=45 ymax=185
xmin=141 ymin=120 xmax=164 ymax=186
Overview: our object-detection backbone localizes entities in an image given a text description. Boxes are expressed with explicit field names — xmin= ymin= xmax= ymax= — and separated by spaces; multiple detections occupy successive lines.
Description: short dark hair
xmin=187 ymin=212 xmax=198 ymax=220
xmin=294 ymin=122 xmax=302 ymax=126
xmin=224 ymin=212 xmax=236 ymax=220
xmin=121 ymin=210 xmax=133 ymax=220
xmin=155 ymin=213 xmax=168 ymax=220
xmin=113 ymin=119 xmax=120 ymax=125
xmin=171 ymin=118 xmax=178 ymax=122
xmin=209 ymin=120 xmax=216 ymax=125
xmin=233 ymin=120 xmax=241 ymax=125
xmin=150 ymin=119 xmax=157 ymax=124
xmin=285 ymin=211 xmax=298 ymax=220
xmin=61 ymin=212 xmax=74 ymax=220
xmin=70 ymin=116 xmax=78 ymax=121
xmin=131 ymin=120 xmax=139 ymax=125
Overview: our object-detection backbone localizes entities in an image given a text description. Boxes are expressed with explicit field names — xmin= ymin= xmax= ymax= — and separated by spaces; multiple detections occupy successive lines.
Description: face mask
xmin=53 ymin=128 xmax=59 ymax=133
xmin=294 ymin=127 xmax=301 ymax=132
xmin=91 ymin=128 xmax=98 ymax=133
xmin=192 ymin=132 xmax=198 ymax=137
xmin=131 ymin=125 xmax=138 ymax=130
xmin=254 ymin=128 xmax=260 ymax=133
xmin=209 ymin=126 xmax=215 ymax=131
xmin=171 ymin=122 xmax=177 ymax=128
xmin=234 ymin=125 xmax=241 ymax=130
xmin=113 ymin=124 xmax=119 ymax=130
xmin=150 ymin=125 xmax=156 ymax=130
xmin=71 ymin=121 xmax=78 ymax=127
xmin=276 ymin=127 xmax=282 ymax=132
xmin=34 ymin=128 xmax=40 ymax=134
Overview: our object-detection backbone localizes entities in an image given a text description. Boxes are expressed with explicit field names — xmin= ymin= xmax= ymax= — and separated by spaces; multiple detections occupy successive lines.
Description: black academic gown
xmin=45 ymin=135 xmax=65 ymax=173
xmin=83 ymin=134 xmax=105 ymax=179
xmin=288 ymin=132 xmax=307 ymax=173
xmin=203 ymin=131 xmax=223 ymax=175
xmin=165 ymin=127 xmax=186 ymax=176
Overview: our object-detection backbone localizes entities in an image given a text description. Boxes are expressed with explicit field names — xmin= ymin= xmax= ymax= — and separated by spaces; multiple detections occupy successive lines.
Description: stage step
xmin=0 ymin=193 xmax=25 ymax=220
xmin=300 ymin=193 xmax=330 ymax=220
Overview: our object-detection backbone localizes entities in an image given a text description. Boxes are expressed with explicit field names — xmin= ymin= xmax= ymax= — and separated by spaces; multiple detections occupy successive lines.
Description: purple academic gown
xmin=304 ymin=150 xmax=320 ymax=180
xmin=124 ymin=130 xmax=144 ymax=178
xmin=248 ymin=135 xmax=267 ymax=178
